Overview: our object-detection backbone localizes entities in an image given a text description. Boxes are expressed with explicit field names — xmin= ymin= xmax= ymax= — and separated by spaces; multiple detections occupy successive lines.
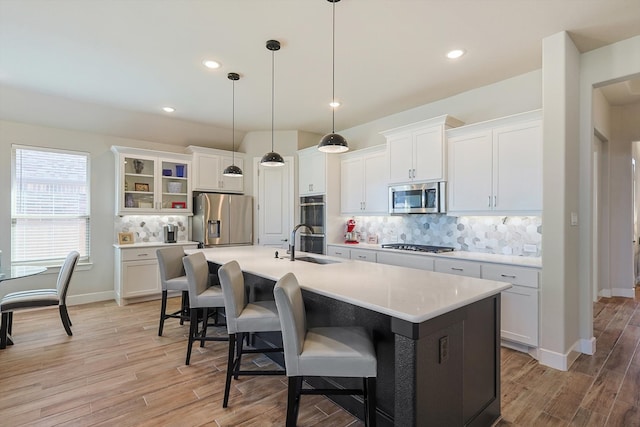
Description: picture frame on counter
xmin=134 ymin=183 xmax=149 ymax=192
xmin=118 ymin=232 xmax=134 ymax=245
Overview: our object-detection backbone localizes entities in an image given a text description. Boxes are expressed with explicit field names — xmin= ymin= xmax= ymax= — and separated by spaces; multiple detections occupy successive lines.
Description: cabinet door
xmin=447 ymin=131 xmax=493 ymax=212
xmin=413 ymin=126 xmax=444 ymax=181
xmin=159 ymin=158 xmax=191 ymax=212
xmin=493 ymin=121 xmax=542 ymax=212
xmin=388 ymin=132 xmax=414 ymax=184
xmin=327 ymin=245 xmax=350 ymax=259
xmin=500 ymin=285 xmax=539 ymax=346
xmin=120 ymin=154 xmax=158 ymax=213
xmin=377 ymin=251 xmax=434 ymax=271
xmin=434 ymin=258 xmax=481 ymax=278
xmin=121 ymin=259 xmax=160 ymax=298
xmin=341 ymin=156 xmax=364 ymax=214
xmin=299 ymin=150 xmax=325 ymax=195
xmin=193 ymin=154 xmax=222 ymax=191
xmin=350 ymin=248 xmax=377 ymax=263
xmin=220 ymin=156 xmax=244 ymax=193
xmin=362 ymin=151 xmax=388 ymax=213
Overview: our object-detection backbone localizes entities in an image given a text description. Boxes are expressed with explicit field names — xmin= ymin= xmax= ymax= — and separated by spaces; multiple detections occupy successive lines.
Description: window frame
xmin=11 ymin=144 xmax=91 ymax=267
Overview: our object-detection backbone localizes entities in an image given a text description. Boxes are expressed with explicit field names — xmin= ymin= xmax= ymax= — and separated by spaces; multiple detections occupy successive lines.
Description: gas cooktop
xmin=381 ymin=243 xmax=455 ymax=253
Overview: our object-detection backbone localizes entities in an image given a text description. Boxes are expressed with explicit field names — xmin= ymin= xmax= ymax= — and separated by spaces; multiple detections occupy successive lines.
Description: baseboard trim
xmin=599 ymin=289 xmax=612 ymax=298
xmin=612 ymin=288 xmax=636 ymax=298
xmin=67 ymin=291 xmax=115 ymax=306
xmin=576 ymin=336 xmax=596 ymax=355
xmin=538 ymin=343 xmax=581 ymax=371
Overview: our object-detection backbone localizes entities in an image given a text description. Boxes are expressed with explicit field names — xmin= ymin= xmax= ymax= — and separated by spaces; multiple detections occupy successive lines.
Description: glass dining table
xmin=0 ymin=265 xmax=47 ymax=347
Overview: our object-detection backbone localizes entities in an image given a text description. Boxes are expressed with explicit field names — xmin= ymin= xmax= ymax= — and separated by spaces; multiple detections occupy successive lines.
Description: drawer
xmin=350 ymin=248 xmax=377 ymax=263
xmin=120 ymin=247 xmax=159 ymax=261
xmin=434 ymin=258 xmax=481 ymax=278
xmin=327 ymin=246 xmax=350 ymax=259
xmin=377 ymin=251 xmax=434 ymax=271
xmin=482 ymin=264 xmax=539 ymax=288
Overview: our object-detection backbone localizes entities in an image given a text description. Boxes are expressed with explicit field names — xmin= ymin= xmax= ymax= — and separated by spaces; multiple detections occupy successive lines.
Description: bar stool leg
xmin=365 ymin=377 xmax=376 ymax=427
xmin=223 ymin=333 xmax=237 ymax=408
xmin=158 ymin=290 xmax=168 ymax=336
xmin=286 ymin=376 xmax=303 ymax=427
xmin=185 ymin=308 xmax=198 ymax=365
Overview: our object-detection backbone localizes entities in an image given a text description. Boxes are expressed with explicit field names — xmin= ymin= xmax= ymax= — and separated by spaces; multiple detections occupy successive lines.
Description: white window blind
xmin=11 ymin=145 xmax=90 ymax=264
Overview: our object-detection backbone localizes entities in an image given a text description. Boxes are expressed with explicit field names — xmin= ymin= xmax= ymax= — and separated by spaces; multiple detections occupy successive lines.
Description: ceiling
xmin=1 ymin=0 xmax=639 ymax=136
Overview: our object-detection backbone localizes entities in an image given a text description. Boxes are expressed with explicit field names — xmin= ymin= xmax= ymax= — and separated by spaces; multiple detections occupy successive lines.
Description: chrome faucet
xmin=290 ymin=223 xmax=314 ymax=261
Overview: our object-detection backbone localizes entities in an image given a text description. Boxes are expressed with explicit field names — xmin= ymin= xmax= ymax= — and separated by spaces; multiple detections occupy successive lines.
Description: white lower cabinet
xmin=482 ymin=263 xmax=539 ymax=347
xmin=434 ymin=258 xmax=481 ymax=278
xmin=350 ymin=248 xmax=377 ymax=263
xmin=327 ymin=245 xmax=350 ymax=259
xmin=377 ymin=251 xmax=434 ymax=271
xmin=115 ymin=243 xmax=198 ymax=305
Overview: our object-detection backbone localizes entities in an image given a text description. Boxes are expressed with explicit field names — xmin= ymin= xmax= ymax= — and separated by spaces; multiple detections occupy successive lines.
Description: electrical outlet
xmin=439 ymin=336 xmax=449 ymax=363
xmin=523 ymin=244 xmax=537 ymax=253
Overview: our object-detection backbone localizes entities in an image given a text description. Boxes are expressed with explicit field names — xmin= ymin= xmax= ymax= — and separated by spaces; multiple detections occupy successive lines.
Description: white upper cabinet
xmin=187 ymin=145 xmax=244 ymax=193
xmin=298 ymin=147 xmax=326 ymax=195
xmin=381 ymin=115 xmax=464 ymax=185
xmin=112 ymin=146 xmax=192 ymax=215
xmin=447 ymin=110 xmax=542 ymax=215
xmin=340 ymin=145 xmax=388 ymax=215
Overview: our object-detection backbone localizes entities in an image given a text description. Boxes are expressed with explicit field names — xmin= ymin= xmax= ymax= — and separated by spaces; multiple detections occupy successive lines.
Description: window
xmin=11 ymin=145 xmax=90 ymax=264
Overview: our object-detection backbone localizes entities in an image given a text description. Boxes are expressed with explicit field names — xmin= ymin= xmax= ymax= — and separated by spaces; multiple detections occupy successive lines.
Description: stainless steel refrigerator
xmin=192 ymin=193 xmax=253 ymax=247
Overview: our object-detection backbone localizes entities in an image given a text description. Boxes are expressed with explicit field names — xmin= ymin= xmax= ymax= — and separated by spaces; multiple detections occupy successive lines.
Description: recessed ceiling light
xmin=446 ymin=49 xmax=466 ymax=59
xmin=329 ymin=100 xmax=340 ymax=108
xmin=203 ymin=59 xmax=221 ymax=69
xmin=162 ymin=107 xmax=175 ymax=113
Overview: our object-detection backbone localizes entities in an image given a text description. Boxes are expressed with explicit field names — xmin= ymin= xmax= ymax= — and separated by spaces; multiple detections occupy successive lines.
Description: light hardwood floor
xmin=1 ymin=291 xmax=638 ymax=426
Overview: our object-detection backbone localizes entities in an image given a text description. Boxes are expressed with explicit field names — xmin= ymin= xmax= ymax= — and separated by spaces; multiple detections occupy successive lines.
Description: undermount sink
xmin=295 ymin=256 xmax=340 ymax=265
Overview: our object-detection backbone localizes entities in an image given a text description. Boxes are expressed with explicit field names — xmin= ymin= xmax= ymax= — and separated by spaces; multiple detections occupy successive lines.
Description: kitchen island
xmin=187 ymin=246 xmax=511 ymax=426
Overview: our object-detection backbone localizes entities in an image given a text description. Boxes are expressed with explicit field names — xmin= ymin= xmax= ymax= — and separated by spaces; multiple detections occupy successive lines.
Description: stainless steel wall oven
xmin=299 ymin=195 xmax=325 ymax=254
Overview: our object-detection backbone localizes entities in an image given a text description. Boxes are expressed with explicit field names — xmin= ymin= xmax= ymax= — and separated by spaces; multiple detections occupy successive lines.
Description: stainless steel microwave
xmin=388 ymin=182 xmax=447 ymax=214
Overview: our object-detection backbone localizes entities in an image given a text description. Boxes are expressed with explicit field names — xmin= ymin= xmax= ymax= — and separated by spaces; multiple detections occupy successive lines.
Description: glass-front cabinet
xmin=112 ymin=146 xmax=192 ymax=215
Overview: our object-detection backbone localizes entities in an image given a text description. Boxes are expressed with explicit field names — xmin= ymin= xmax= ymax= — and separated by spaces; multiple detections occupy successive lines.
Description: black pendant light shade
xmin=261 ymin=40 xmax=285 ymax=167
xmin=318 ymin=0 xmax=349 ymax=153
xmin=223 ymin=72 xmax=243 ymax=177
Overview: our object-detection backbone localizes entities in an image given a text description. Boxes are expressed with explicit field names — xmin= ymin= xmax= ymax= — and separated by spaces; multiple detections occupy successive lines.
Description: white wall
xmin=339 ymin=70 xmax=542 ymax=150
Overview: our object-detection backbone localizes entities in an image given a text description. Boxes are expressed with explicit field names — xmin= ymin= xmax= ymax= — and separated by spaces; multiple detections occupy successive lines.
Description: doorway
xmin=253 ymin=156 xmax=294 ymax=248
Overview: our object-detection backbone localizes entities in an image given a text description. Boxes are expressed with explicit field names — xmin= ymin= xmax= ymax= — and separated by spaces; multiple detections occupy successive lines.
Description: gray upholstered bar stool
xmin=182 ymin=252 xmax=228 ymax=365
xmin=1 ymin=251 xmax=79 ymax=349
xmin=273 ymin=272 xmax=377 ymax=427
xmin=218 ymin=260 xmax=285 ymax=408
xmin=156 ymin=246 xmax=190 ymax=336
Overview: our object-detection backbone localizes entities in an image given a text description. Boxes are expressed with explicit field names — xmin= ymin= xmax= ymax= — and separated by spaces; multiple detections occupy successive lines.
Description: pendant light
xmin=223 ymin=72 xmax=243 ymax=177
xmin=260 ymin=39 xmax=285 ymax=167
xmin=318 ymin=0 xmax=349 ymax=153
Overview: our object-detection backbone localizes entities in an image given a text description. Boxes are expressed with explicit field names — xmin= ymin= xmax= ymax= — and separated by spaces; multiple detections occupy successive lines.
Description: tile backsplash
xmin=347 ymin=215 xmax=542 ymax=257
xmin=115 ymin=215 xmax=189 ymax=243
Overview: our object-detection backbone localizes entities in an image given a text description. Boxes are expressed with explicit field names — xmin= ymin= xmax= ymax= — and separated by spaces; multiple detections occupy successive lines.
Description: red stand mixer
xmin=344 ymin=219 xmax=359 ymax=244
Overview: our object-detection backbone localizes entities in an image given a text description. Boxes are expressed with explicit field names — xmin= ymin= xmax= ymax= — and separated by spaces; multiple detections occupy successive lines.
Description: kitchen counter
xmin=329 ymin=242 xmax=542 ymax=268
xmin=187 ymin=245 xmax=510 ymax=323
xmin=189 ymin=245 xmax=506 ymax=426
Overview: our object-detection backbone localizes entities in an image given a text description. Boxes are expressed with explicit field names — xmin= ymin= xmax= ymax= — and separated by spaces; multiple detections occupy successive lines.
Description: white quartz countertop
xmin=113 ymin=241 xmax=199 ymax=249
xmin=186 ymin=246 xmax=511 ymax=324
xmin=328 ymin=242 xmax=542 ymax=268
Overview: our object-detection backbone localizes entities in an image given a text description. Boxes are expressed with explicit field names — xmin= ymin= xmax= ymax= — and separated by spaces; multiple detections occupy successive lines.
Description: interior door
xmin=255 ymin=157 xmax=293 ymax=248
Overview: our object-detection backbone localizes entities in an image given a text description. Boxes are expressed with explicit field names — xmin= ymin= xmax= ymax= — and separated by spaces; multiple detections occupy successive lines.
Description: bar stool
xmin=156 ymin=246 xmax=190 ymax=336
xmin=218 ymin=260 xmax=285 ymax=408
xmin=273 ymin=272 xmax=377 ymax=427
xmin=182 ymin=252 xmax=228 ymax=365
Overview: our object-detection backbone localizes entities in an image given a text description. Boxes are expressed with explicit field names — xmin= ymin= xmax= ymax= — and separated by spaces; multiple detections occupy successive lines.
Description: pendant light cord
xmin=271 ymin=48 xmax=275 ymax=152
xmin=232 ymin=78 xmax=235 ymax=165
xmin=331 ymin=0 xmax=336 ymax=133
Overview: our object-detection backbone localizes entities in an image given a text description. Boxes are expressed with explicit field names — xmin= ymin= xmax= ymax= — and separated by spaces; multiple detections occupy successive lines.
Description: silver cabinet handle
xmin=137 ymin=253 xmax=149 ymax=257
xmin=488 ymin=196 xmax=491 ymax=208
xmin=500 ymin=274 xmax=516 ymax=279
xmin=408 ymin=169 xmax=412 ymax=179
xmin=451 ymin=267 xmax=463 ymax=271
xmin=335 ymin=251 xmax=343 ymax=255
xmin=413 ymin=168 xmax=416 ymax=178
xmin=358 ymin=255 xmax=366 ymax=259
xmin=281 ymin=238 xmax=288 ymax=242
xmin=493 ymin=195 xmax=497 ymax=207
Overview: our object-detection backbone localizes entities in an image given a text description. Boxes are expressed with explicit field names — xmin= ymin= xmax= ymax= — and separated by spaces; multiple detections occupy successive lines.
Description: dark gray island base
xmin=212 ymin=265 xmax=502 ymax=427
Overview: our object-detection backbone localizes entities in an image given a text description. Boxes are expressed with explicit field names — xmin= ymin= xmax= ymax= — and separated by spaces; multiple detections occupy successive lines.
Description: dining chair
xmin=156 ymin=246 xmax=190 ymax=336
xmin=0 ymin=250 xmax=80 ymax=349
xmin=218 ymin=260 xmax=285 ymax=407
xmin=273 ymin=272 xmax=377 ymax=426
xmin=182 ymin=252 xmax=228 ymax=365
